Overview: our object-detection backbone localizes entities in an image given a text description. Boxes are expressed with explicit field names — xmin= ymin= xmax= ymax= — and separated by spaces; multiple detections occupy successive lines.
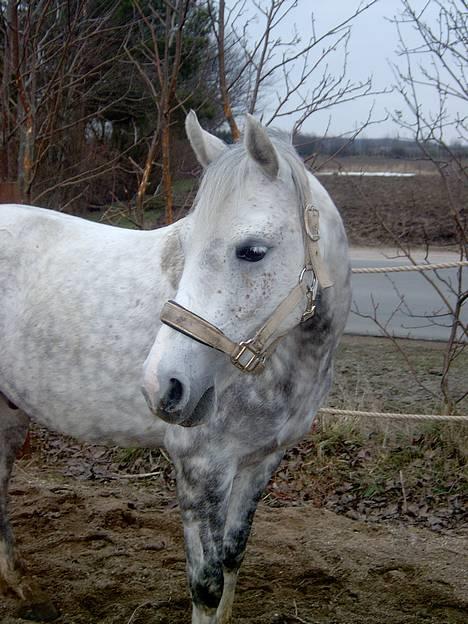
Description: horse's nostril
xmin=160 ymin=378 xmax=184 ymax=413
xmin=169 ymin=378 xmax=183 ymax=404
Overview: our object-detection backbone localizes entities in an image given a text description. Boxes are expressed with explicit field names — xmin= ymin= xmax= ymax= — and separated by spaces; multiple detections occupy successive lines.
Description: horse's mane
xmin=192 ymin=130 xmax=310 ymax=221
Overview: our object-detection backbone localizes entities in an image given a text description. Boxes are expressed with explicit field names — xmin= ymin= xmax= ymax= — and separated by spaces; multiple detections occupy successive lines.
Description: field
xmin=313 ymin=156 xmax=465 ymax=247
xmin=2 ymin=337 xmax=467 ymax=624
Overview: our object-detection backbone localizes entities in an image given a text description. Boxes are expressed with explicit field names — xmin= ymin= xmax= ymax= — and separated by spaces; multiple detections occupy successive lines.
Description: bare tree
xmin=353 ymin=0 xmax=467 ymax=414
xmin=207 ymin=0 xmax=241 ymax=139
xmin=0 ymin=0 xmax=136 ymax=209
xmin=126 ymin=0 xmax=215 ymax=226
xmin=206 ymin=0 xmax=382 ymax=140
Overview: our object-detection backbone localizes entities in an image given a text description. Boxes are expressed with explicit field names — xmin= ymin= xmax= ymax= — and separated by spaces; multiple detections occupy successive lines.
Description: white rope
xmin=319 ymin=407 xmax=468 ymax=422
xmin=352 ymin=260 xmax=468 ymax=274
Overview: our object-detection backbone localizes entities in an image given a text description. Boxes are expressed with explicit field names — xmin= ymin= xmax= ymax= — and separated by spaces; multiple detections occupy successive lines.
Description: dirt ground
xmin=1 ymin=337 xmax=467 ymax=624
xmin=1 ymin=468 xmax=467 ymax=624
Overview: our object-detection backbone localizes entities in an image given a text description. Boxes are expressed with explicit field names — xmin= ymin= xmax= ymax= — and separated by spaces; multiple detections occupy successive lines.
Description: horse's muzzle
xmin=141 ymin=383 xmax=215 ymax=428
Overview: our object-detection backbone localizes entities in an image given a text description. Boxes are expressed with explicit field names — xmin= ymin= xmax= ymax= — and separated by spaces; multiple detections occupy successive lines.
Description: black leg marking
xmin=190 ymin=561 xmax=225 ymax=609
xmin=223 ymin=452 xmax=284 ymax=573
xmin=174 ymin=455 xmax=234 ymax=614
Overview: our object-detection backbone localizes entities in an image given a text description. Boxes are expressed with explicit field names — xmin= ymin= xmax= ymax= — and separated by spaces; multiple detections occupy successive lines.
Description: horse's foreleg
xmin=215 ymin=569 xmax=238 ymax=624
xmin=0 ymin=395 xmax=58 ymax=621
xmin=216 ymin=451 xmax=284 ymax=624
xmin=174 ymin=455 xmax=236 ymax=624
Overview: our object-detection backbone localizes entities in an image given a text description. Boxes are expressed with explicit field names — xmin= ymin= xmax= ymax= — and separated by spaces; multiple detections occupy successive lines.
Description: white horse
xmin=0 ymin=113 xmax=351 ymax=623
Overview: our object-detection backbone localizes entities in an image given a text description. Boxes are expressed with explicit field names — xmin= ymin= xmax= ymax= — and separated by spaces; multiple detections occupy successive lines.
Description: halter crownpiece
xmin=160 ymin=204 xmax=333 ymax=373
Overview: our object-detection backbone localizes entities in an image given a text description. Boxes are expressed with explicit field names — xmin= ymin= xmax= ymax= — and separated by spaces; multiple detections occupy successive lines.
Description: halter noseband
xmin=160 ymin=205 xmax=333 ymax=374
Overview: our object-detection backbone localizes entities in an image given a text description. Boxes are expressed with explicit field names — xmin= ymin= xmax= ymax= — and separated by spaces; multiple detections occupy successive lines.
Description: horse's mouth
xmin=143 ymin=385 xmax=215 ymax=428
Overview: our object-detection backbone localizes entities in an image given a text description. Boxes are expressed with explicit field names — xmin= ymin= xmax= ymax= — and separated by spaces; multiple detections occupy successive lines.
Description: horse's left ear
xmin=244 ymin=114 xmax=279 ymax=179
xmin=185 ymin=110 xmax=227 ymax=168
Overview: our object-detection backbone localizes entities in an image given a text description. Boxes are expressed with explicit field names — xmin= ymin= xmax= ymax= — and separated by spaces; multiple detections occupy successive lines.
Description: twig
xmin=399 ymin=470 xmax=408 ymax=514
xmin=126 ymin=601 xmax=152 ymax=624
xmin=293 ymin=599 xmax=313 ymax=623
xmin=113 ymin=471 xmax=162 ymax=480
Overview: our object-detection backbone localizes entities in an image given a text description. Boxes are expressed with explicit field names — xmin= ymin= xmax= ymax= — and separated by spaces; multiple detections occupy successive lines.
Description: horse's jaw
xmin=178 ymin=386 xmax=215 ymax=427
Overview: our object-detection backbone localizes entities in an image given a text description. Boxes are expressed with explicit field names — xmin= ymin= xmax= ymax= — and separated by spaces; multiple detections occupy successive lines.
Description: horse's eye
xmin=236 ymin=245 xmax=268 ymax=262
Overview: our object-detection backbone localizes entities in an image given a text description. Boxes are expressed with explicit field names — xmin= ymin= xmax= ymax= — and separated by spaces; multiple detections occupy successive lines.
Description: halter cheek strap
xmin=160 ymin=205 xmax=333 ymax=374
xmin=303 ymin=206 xmax=334 ymax=289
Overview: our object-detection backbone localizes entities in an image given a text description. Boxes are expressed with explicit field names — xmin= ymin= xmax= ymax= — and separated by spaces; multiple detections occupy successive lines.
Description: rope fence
xmin=319 ymin=407 xmax=468 ymax=423
xmin=330 ymin=258 xmax=468 ymax=423
xmin=351 ymin=259 xmax=468 ymax=274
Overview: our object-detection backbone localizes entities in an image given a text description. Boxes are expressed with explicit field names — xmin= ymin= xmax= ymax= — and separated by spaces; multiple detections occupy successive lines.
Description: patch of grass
xmin=172 ymin=177 xmax=197 ymax=195
xmin=114 ymin=446 xmax=174 ymax=482
xmin=269 ymin=416 xmax=467 ymax=529
xmin=268 ymin=335 xmax=467 ymax=527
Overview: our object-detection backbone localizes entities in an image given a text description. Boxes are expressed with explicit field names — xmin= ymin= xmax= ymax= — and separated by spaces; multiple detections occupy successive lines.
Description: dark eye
xmin=236 ymin=245 xmax=268 ymax=263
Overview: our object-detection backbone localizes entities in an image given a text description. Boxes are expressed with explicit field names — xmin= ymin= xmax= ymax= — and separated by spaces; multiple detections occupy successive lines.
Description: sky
xmin=226 ymin=0 xmax=465 ymax=142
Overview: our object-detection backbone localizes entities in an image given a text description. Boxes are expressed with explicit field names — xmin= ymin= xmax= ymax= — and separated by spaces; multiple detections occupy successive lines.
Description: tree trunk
xmin=218 ymin=0 xmax=240 ymax=141
xmin=161 ymin=116 xmax=173 ymax=225
xmin=135 ymin=130 xmax=160 ymax=229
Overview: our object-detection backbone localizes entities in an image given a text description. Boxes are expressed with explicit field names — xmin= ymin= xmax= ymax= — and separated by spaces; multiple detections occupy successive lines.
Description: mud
xmin=1 ymin=466 xmax=467 ymax=624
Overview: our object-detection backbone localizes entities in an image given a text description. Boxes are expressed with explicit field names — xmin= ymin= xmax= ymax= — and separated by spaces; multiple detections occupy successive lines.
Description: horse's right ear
xmin=185 ymin=111 xmax=227 ymax=168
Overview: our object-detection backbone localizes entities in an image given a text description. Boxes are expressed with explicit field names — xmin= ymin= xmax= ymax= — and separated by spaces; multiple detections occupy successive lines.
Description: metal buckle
xmin=299 ymin=266 xmax=318 ymax=322
xmin=299 ymin=266 xmax=312 ymax=284
xmin=231 ymin=339 xmax=265 ymax=373
xmin=304 ymin=206 xmax=320 ymax=242
xmin=302 ymin=289 xmax=316 ymax=322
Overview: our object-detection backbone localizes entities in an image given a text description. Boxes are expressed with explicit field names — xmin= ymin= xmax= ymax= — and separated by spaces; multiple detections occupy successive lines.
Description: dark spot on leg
xmin=223 ymin=501 xmax=260 ymax=572
xmin=190 ymin=561 xmax=224 ymax=610
xmin=280 ymin=380 xmax=294 ymax=396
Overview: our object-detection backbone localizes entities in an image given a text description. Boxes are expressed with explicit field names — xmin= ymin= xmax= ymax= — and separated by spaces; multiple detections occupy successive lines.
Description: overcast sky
xmin=227 ymin=0 xmax=464 ymax=141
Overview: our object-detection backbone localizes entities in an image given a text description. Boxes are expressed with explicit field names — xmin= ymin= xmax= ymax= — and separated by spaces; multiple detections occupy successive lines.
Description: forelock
xmin=192 ymin=130 xmax=310 ymax=222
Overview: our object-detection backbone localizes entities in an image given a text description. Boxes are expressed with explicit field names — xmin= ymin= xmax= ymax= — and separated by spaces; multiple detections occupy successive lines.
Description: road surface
xmin=345 ymin=248 xmax=467 ymax=341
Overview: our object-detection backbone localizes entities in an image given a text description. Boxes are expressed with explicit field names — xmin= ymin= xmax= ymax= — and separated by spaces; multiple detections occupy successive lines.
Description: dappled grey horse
xmin=0 ymin=113 xmax=351 ymax=623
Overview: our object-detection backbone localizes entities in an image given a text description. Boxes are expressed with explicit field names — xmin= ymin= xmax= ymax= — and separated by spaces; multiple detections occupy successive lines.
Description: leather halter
xmin=160 ymin=205 xmax=333 ymax=374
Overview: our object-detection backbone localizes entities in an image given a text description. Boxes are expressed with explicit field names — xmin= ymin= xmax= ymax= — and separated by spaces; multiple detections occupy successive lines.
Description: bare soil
xmin=317 ymin=172 xmax=466 ymax=247
xmin=1 ymin=337 xmax=467 ymax=624
xmin=1 ymin=471 xmax=467 ymax=624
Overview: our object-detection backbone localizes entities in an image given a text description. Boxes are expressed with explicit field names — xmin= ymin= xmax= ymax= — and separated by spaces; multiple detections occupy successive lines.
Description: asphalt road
xmin=345 ymin=250 xmax=467 ymax=341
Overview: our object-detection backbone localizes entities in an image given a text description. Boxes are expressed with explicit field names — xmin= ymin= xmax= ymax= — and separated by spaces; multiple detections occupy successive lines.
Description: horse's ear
xmin=185 ymin=110 xmax=227 ymax=168
xmin=244 ymin=114 xmax=279 ymax=179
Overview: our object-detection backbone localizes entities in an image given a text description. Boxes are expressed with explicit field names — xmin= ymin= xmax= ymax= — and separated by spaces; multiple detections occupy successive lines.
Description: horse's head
xmin=143 ymin=112 xmax=322 ymax=427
